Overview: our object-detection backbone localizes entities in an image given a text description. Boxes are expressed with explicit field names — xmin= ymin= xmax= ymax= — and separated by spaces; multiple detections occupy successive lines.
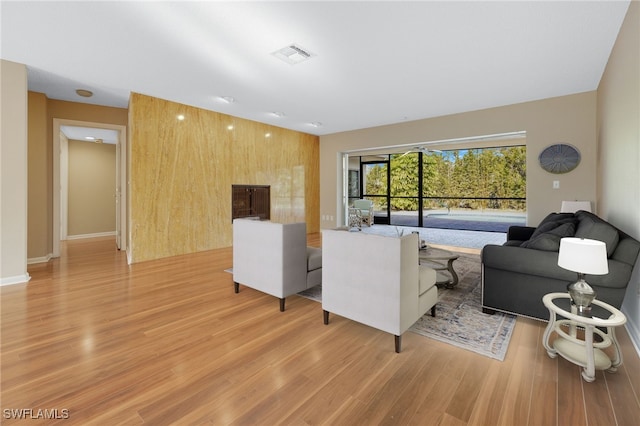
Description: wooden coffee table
xmin=418 ymin=246 xmax=460 ymax=289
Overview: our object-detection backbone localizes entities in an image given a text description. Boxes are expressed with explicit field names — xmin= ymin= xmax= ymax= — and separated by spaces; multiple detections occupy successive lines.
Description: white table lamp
xmin=560 ymin=201 xmax=592 ymax=213
xmin=558 ymin=237 xmax=609 ymax=315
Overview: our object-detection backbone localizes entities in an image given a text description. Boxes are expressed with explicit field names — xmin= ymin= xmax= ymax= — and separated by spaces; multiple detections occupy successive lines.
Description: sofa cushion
xmin=306 ymin=246 xmax=323 ymax=271
xmin=520 ymin=222 xmax=576 ymax=251
xmin=574 ymin=211 xmax=619 ymax=257
xmin=529 ymin=213 xmax=577 ymax=239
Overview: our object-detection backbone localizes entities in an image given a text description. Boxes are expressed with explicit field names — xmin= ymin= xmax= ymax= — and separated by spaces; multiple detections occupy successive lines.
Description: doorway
xmin=53 ymin=119 xmax=127 ymax=258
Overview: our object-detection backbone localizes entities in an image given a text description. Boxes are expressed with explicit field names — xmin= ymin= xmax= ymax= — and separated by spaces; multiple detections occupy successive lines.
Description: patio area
xmin=360 ymin=224 xmax=508 ymax=250
xmin=374 ymin=209 xmax=526 ymax=233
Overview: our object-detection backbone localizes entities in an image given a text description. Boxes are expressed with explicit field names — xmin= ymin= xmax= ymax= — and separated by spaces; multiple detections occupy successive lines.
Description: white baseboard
xmin=66 ymin=231 xmax=116 ymax=240
xmin=1 ymin=273 xmax=31 ymax=286
xmin=28 ymin=253 xmax=53 ymax=264
xmin=622 ymin=308 xmax=640 ymax=359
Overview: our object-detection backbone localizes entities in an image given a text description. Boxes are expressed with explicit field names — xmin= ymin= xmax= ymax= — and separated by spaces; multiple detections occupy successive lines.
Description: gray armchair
xmin=322 ymin=229 xmax=437 ymax=352
xmin=233 ymin=219 xmax=322 ymax=311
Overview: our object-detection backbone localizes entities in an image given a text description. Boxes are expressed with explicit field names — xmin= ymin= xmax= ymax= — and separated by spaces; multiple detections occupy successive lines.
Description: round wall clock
xmin=538 ymin=144 xmax=581 ymax=174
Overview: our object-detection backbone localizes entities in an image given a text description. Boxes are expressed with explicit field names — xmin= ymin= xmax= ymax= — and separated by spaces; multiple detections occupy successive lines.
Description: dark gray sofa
xmin=481 ymin=210 xmax=640 ymax=320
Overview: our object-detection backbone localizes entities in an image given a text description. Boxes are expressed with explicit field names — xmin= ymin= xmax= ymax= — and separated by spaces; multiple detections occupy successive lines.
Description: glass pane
xmin=365 ymin=197 xmax=387 ymax=217
xmin=388 ymin=153 xmax=418 ymax=226
xmin=390 ymin=198 xmax=419 ymax=226
xmin=390 ymin=153 xmax=418 ymax=197
xmin=363 ymin=163 xmax=387 ymax=196
xmin=423 ymin=151 xmax=449 ymax=197
xmin=348 ymin=156 xmax=360 ymax=197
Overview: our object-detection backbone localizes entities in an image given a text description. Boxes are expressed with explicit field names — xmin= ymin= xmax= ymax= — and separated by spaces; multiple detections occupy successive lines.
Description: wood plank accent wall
xmin=128 ymin=93 xmax=319 ymax=263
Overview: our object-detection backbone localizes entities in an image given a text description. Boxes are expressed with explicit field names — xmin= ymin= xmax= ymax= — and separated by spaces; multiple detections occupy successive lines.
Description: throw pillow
xmin=537 ymin=212 xmax=576 ymax=227
xmin=521 ymin=222 xmax=576 ymax=251
xmin=575 ymin=212 xmax=619 ymax=257
xmin=528 ymin=213 xmax=578 ymax=240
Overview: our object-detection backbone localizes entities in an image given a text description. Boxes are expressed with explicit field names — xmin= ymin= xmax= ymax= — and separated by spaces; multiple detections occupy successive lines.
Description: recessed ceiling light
xmin=272 ymin=44 xmax=316 ymax=65
xmin=220 ymin=96 xmax=235 ymax=103
xmin=310 ymin=122 xmax=323 ymax=128
xmin=85 ymin=136 xmax=95 ymax=140
xmin=271 ymin=111 xmax=285 ymax=118
xmin=76 ymin=89 xmax=93 ymax=97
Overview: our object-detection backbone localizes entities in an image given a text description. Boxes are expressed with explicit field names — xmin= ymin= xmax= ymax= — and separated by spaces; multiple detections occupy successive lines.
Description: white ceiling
xmin=1 ymin=1 xmax=630 ymax=136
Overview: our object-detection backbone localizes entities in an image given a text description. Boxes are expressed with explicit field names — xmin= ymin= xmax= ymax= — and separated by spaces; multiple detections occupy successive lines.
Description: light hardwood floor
xmin=1 ymin=235 xmax=639 ymax=425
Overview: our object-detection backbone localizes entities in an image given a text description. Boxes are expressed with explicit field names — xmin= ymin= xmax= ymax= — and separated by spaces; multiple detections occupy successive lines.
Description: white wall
xmin=597 ymin=1 xmax=640 ymax=351
xmin=0 ymin=60 xmax=30 ymax=285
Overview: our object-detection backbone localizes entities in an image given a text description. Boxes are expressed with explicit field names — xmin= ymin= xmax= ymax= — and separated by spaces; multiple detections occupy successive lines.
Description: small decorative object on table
xmin=542 ymin=292 xmax=626 ymax=382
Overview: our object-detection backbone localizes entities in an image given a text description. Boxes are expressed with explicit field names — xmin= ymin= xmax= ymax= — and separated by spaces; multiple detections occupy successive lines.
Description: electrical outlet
xmin=553 ymin=180 xmax=560 ymax=189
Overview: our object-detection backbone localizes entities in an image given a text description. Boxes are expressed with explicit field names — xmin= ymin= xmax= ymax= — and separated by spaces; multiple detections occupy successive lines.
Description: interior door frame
xmin=53 ymin=119 xmax=128 ymax=257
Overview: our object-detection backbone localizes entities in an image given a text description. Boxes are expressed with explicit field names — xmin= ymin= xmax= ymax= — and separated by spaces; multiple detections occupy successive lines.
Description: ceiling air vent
xmin=272 ymin=44 xmax=316 ymax=65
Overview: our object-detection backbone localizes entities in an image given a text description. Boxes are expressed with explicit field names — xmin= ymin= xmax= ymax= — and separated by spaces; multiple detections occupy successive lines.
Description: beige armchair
xmin=352 ymin=199 xmax=374 ymax=226
xmin=233 ymin=219 xmax=322 ymax=311
xmin=321 ymin=229 xmax=437 ymax=352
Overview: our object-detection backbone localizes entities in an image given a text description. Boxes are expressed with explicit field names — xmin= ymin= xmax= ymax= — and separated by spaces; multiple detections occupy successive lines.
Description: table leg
xmin=582 ymin=324 xmax=596 ymax=382
xmin=443 ymin=258 xmax=459 ymax=289
xmin=543 ymin=311 xmax=557 ymax=358
xmin=607 ymin=325 xmax=624 ymax=372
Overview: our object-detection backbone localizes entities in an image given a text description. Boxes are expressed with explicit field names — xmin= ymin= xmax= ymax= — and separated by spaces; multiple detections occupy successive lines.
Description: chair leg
xmin=431 ymin=305 xmax=436 ymax=317
xmin=323 ymin=310 xmax=330 ymax=325
xmin=279 ymin=298 xmax=285 ymax=312
xmin=395 ymin=335 xmax=402 ymax=353
xmin=234 ymin=282 xmax=239 ymax=293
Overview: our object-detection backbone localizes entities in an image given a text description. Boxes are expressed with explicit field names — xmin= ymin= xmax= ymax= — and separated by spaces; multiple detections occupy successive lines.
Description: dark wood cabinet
xmin=232 ymin=185 xmax=270 ymax=221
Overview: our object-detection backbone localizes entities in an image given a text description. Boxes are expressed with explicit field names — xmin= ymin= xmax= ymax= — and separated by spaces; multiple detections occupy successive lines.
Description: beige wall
xmin=26 ymin=94 xmax=127 ymax=260
xmin=320 ymin=91 xmax=597 ymax=228
xmin=27 ymin=91 xmax=49 ymax=260
xmin=128 ymin=93 xmax=320 ymax=263
xmin=68 ymin=140 xmax=116 ymax=236
xmin=597 ymin=1 xmax=640 ymax=346
xmin=1 ymin=60 xmax=29 ymax=284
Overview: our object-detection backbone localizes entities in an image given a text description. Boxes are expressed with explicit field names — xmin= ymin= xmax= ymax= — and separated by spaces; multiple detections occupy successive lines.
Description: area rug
xmin=297 ymin=253 xmax=516 ymax=361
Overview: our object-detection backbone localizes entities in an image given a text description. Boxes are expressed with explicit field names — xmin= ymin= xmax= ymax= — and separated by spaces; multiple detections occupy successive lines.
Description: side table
xmin=418 ymin=246 xmax=460 ymax=288
xmin=542 ymin=292 xmax=626 ymax=382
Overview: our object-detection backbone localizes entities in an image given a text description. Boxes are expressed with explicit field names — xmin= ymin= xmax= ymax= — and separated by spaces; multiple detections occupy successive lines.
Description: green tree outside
xmin=363 ymin=146 xmax=526 ymax=212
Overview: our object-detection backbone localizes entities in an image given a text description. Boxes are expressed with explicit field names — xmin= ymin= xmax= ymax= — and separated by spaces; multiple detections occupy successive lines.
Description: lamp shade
xmin=560 ymin=201 xmax=592 ymax=213
xmin=558 ymin=237 xmax=609 ymax=275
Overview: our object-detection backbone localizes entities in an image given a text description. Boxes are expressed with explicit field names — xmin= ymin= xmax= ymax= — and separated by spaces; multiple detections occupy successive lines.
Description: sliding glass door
xmin=389 ymin=152 xmax=420 ymax=226
xmin=361 ymin=160 xmax=389 ymax=224
xmin=351 ymin=144 xmax=526 ymax=231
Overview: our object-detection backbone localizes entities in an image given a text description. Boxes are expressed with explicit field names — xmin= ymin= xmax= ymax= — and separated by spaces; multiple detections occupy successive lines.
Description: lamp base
xmin=570 ymin=300 xmax=593 ymax=317
xmin=567 ymin=275 xmax=596 ymax=317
